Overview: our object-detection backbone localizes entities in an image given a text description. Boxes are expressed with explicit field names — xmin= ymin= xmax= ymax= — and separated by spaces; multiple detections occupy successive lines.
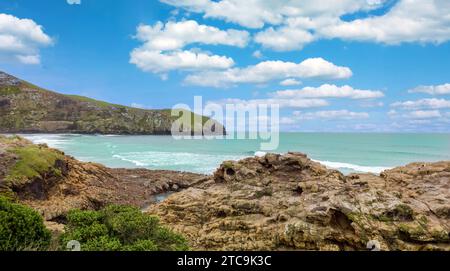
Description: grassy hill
xmin=0 ymin=71 xmax=224 ymax=135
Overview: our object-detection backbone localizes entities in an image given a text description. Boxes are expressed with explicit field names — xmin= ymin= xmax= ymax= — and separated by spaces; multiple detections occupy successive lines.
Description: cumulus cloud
xmin=280 ymin=110 xmax=370 ymax=125
xmin=273 ymin=84 xmax=384 ymax=100
xmin=391 ymin=98 xmax=450 ymax=110
xmin=0 ymin=13 xmax=52 ymax=64
xmin=160 ymin=0 xmax=386 ymax=29
xmin=185 ymin=57 xmax=352 ymax=87
xmin=389 ymin=109 xmax=443 ymax=119
xmin=279 ymin=78 xmax=302 ymax=86
xmin=130 ymin=20 xmax=251 ymax=75
xmin=135 ymin=20 xmax=249 ymax=51
xmin=255 ymin=25 xmax=315 ymax=51
xmin=259 ymin=1 xmax=450 ymax=50
xmin=289 ymin=110 xmax=370 ymax=121
xmin=162 ymin=1 xmax=450 ymax=51
xmin=130 ymin=48 xmax=234 ymax=73
xmin=319 ymin=0 xmax=450 ymax=45
xmin=252 ymin=50 xmax=263 ymax=59
xmin=359 ymin=101 xmax=384 ymax=108
xmin=67 ymin=0 xmax=81 ymax=4
xmin=405 ymin=110 xmax=442 ymax=119
xmin=130 ymin=103 xmax=151 ymax=109
xmin=207 ymin=83 xmax=384 ymax=111
xmin=408 ymin=83 xmax=450 ymax=95
xmin=208 ymin=97 xmax=329 ymax=109
xmin=16 ymin=54 xmax=40 ymax=65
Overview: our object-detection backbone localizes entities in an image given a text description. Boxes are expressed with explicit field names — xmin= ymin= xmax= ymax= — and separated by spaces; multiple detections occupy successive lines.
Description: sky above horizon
xmin=1 ymin=0 xmax=450 ymax=132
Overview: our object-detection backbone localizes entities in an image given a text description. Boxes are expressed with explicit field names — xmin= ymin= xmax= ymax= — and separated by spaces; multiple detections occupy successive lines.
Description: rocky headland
xmin=0 ymin=71 xmax=224 ymax=135
xmin=0 ymin=135 xmax=449 ymax=251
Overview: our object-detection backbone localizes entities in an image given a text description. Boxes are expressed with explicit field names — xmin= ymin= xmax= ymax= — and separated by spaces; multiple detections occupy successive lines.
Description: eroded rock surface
xmin=147 ymin=153 xmax=450 ymax=251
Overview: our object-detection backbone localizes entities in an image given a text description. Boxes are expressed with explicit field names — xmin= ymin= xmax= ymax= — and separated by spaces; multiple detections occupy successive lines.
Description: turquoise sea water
xmin=20 ymin=133 xmax=450 ymax=175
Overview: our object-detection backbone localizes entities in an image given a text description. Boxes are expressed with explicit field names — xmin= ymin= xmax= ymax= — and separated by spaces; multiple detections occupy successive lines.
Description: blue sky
xmin=1 ymin=0 xmax=450 ymax=132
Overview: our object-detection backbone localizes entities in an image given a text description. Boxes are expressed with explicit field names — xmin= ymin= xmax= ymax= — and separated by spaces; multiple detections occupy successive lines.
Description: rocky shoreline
xmin=1 ymin=135 xmax=449 ymax=251
xmin=147 ymin=153 xmax=449 ymax=251
xmin=0 ymin=136 xmax=206 ymax=220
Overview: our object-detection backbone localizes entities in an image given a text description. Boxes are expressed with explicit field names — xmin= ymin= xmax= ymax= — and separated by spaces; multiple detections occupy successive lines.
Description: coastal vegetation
xmin=60 ymin=205 xmax=189 ymax=251
xmin=5 ymin=144 xmax=64 ymax=185
xmin=0 ymin=196 xmax=189 ymax=251
xmin=0 ymin=196 xmax=51 ymax=251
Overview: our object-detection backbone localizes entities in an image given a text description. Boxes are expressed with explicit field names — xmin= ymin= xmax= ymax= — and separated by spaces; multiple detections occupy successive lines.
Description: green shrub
xmin=123 ymin=239 xmax=158 ymax=251
xmin=0 ymin=196 xmax=51 ymax=251
xmin=60 ymin=205 xmax=189 ymax=251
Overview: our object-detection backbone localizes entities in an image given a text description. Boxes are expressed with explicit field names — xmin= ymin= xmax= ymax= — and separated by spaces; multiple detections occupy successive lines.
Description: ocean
xmin=20 ymin=133 xmax=450 ymax=175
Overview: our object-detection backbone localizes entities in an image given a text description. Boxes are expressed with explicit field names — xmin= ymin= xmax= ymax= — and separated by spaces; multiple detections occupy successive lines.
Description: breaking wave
xmin=313 ymin=160 xmax=391 ymax=174
xmin=112 ymin=151 xmax=247 ymax=174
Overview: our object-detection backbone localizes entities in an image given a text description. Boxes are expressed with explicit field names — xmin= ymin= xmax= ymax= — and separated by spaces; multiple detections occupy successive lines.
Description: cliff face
xmin=147 ymin=153 xmax=450 ymax=251
xmin=0 ymin=71 xmax=224 ymax=135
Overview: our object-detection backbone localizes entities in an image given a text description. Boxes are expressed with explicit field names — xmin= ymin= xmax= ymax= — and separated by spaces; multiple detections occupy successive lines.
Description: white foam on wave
xmin=100 ymin=134 xmax=121 ymax=137
xmin=313 ymin=159 xmax=391 ymax=174
xmin=112 ymin=151 xmax=247 ymax=174
xmin=254 ymin=151 xmax=267 ymax=157
xmin=19 ymin=134 xmax=70 ymax=148
xmin=112 ymin=154 xmax=149 ymax=167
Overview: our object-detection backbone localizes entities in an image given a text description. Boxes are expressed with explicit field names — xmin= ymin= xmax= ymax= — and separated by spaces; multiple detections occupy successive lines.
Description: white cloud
xmin=16 ymin=54 xmax=40 ymax=65
xmin=135 ymin=20 xmax=249 ymax=51
xmin=292 ymin=110 xmax=370 ymax=120
xmin=279 ymin=117 xmax=297 ymax=125
xmin=130 ymin=48 xmax=234 ymax=73
xmin=265 ymin=1 xmax=450 ymax=50
xmin=389 ymin=109 xmax=443 ymax=119
xmin=408 ymin=83 xmax=450 ymax=95
xmin=165 ymin=1 xmax=450 ymax=51
xmin=274 ymin=84 xmax=384 ymax=100
xmin=387 ymin=110 xmax=397 ymax=116
xmin=67 ymin=0 xmax=81 ymax=4
xmin=160 ymin=0 xmax=386 ymax=29
xmin=255 ymin=25 xmax=315 ymax=51
xmin=319 ymin=0 xmax=450 ymax=45
xmin=131 ymin=20 xmax=250 ymax=74
xmin=359 ymin=100 xmax=384 ymax=108
xmin=185 ymin=57 xmax=352 ymax=87
xmin=207 ymin=97 xmax=329 ymax=109
xmin=279 ymin=78 xmax=302 ymax=86
xmin=405 ymin=110 xmax=442 ymax=119
xmin=131 ymin=103 xmax=151 ymax=109
xmin=0 ymin=13 xmax=52 ymax=64
xmin=391 ymin=98 xmax=450 ymax=110
xmin=252 ymin=50 xmax=263 ymax=59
